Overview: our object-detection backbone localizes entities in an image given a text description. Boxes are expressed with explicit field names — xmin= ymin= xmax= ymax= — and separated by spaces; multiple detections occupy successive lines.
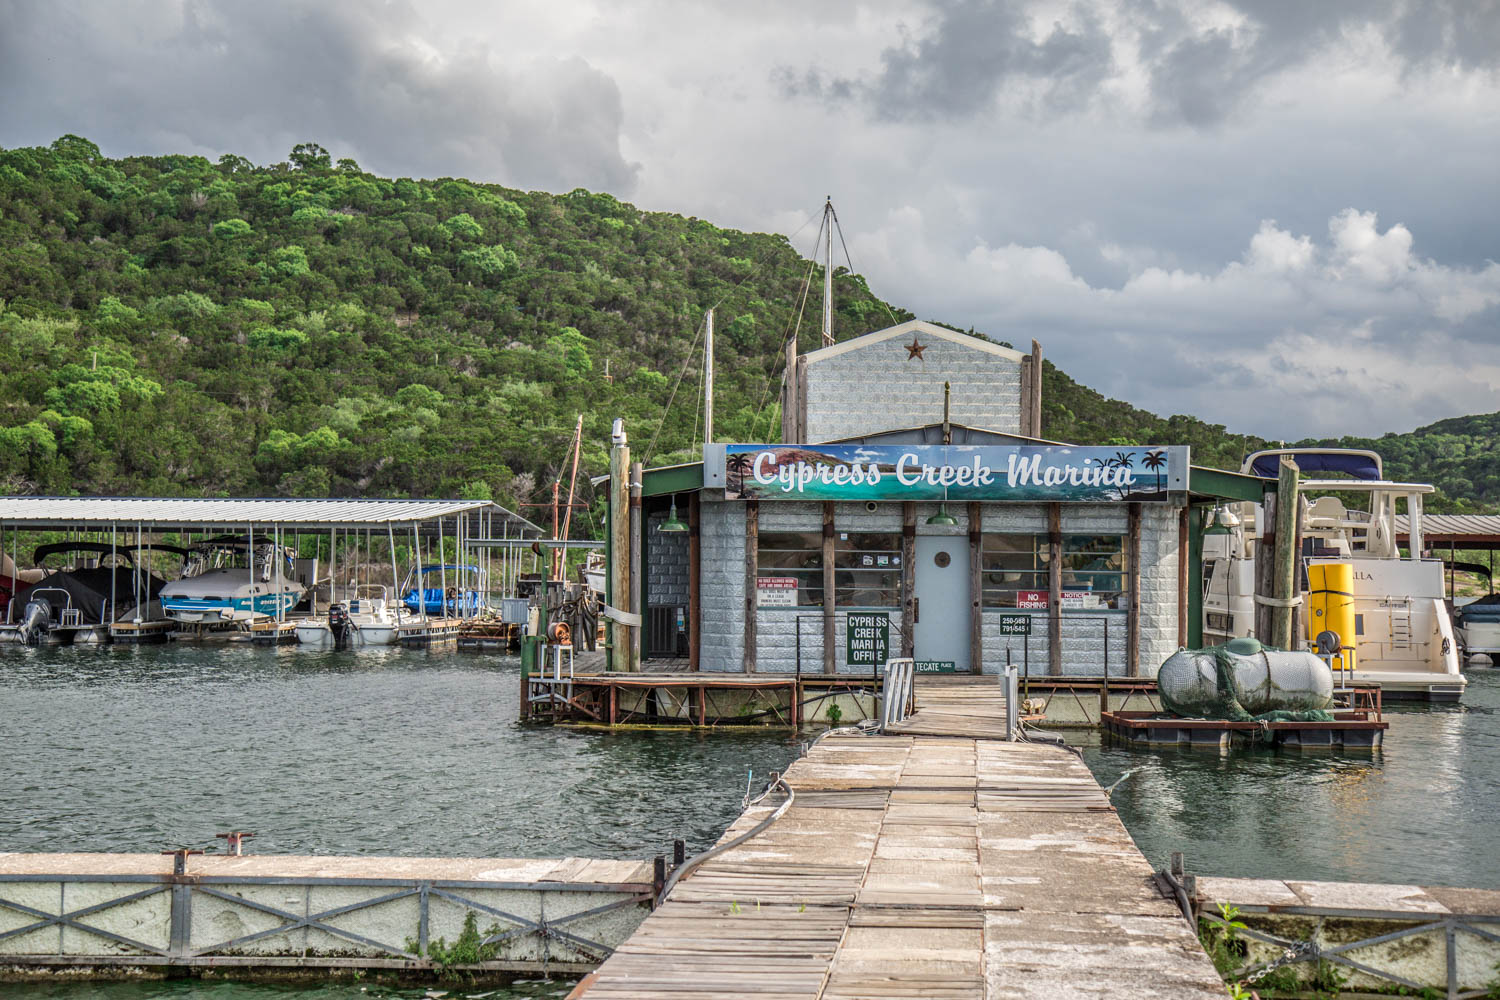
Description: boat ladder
xmin=1385 ymin=597 xmax=1414 ymax=650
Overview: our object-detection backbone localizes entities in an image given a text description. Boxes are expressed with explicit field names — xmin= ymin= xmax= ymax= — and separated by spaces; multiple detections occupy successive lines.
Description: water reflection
xmin=0 ymin=643 xmax=797 ymax=859
xmin=1083 ymin=669 xmax=1500 ymax=888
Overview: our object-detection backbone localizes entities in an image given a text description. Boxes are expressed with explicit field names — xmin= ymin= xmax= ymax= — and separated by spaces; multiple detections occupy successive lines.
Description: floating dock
xmin=571 ymin=675 xmax=1228 ymax=998
xmin=1200 ymin=875 xmax=1500 ymax=996
xmin=0 ymin=853 xmax=653 ymax=982
xmin=1102 ymin=707 xmax=1387 ymax=750
xmin=525 ymin=670 xmax=881 ymax=727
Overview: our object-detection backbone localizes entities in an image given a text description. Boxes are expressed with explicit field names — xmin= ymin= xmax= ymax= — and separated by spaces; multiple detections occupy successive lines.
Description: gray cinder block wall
xmin=646 ymin=512 xmax=690 ymax=608
xmin=803 ymin=324 xmax=1025 ymax=443
xmin=697 ymin=500 xmax=745 ymax=671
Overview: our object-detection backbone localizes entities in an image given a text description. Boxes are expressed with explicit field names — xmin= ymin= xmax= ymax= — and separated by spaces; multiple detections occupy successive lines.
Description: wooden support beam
xmin=1048 ymin=502 xmax=1062 ymax=676
xmin=1019 ymin=358 xmax=1033 ymax=437
xmin=744 ymin=499 xmax=758 ymax=673
xmin=1178 ymin=505 xmax=1190 ymax=649
xmin=968 ymin=502 xmax=982 ymax=674
xmin=823 ymin=502 xmax=836 ymax=674
xmin=901 ymin=502 xmax=916 ymax=658
xmin=1030 ymin=339 xmax=1044 ymax=437
xmin=688 ymin=493 xmax=700 ymax=672
xmin=1127 ymin=502 xmax=1141 ymax=677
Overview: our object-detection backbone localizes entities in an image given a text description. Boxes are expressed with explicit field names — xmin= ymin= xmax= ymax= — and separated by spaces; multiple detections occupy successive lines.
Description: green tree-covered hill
xmin=0 ymin=136 xmax=1492 ymax=525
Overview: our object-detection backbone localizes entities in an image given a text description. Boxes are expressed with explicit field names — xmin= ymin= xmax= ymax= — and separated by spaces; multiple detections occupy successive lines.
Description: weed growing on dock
xmin=826 ymin=702 xmax=843 ymax=724
xmin=406 ymin=910 xmax=503 ymax=977
xmin=1200 ymin=903 xmax=1249 ymax=977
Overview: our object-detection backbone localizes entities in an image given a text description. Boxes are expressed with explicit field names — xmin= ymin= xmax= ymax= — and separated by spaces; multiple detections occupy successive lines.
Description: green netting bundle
xmin=1157 ymin=637 xmax=1335 ymax=726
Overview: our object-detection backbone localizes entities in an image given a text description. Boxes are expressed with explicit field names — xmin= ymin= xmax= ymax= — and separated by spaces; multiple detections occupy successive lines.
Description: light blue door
xmin=914 ymin=536 xmax=971 ymax=670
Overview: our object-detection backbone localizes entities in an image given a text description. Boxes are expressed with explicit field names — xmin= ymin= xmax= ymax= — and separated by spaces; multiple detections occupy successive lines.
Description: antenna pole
xmin=821 ymin=197 xmax=834 ymax=347
xmin=704 ymin=309 xmax=715 ymax=444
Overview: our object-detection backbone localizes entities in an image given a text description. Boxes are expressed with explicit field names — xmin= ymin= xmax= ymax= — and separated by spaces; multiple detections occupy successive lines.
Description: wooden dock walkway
xmin=573 ymin=675 xmax=1226 ymax=999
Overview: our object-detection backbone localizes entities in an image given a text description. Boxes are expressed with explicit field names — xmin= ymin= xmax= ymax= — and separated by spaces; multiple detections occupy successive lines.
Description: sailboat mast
xmin=821 ymin=196 xmax=834 ymax=347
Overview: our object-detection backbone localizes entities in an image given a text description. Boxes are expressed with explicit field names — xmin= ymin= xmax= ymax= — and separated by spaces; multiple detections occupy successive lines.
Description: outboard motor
xmin=328 ymin=602 xmax=353 ymax=650
xmin=19 ymin=598 xmax=51 ymax=646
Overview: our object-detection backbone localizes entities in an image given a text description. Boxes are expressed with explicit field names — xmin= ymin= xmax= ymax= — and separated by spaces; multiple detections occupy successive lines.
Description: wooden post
xmin=609 ymin=422 xmax=630 ymax=672
xmin=1177 ymin=505 xmax=1190 ymax=648
xmin=796 ymin=357 xmax=809 ymax=443
xmin=822 ymin=502 xmax=836 ymax=674
xmin=1029 ymin=339 xmax=1044 ymax=437
xmin=901 ymin=503 xmax=916 ymax=658
xmin=1019 ymin=357 xmax=1033 ymax=438
xmin=781 ymin=334 xmax=799 ymax=443
xmin=1254 ymin=492 xmax=1277 ymax=644
xmin=744 ymin=500 xmax=758 ymax=673
xmin=688 ymin=493 xmax=700 ymax=672
xmin=1272 ymin=458 xmax=1300 ymax=649
xmin=1048 ymin=502 xmax=1062 ymax=676
xmin=1127 ymin=502 xmax=1142 ymax=677
xmin=628 ymin=461 xmax=643 ymax=672
xmin=968 ymin=502 xmax=982 ymax=674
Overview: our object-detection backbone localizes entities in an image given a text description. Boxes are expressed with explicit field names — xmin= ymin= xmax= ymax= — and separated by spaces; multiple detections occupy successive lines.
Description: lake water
xmin=4 ymin=643 xmax=1498 ymax=999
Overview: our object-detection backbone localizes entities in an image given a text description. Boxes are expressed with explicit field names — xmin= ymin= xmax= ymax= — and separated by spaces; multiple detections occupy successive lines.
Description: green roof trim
xmin=1189 ymin=466 xmax=1272 ymax=502
xmin=640 ymin=462 xmax=704 ymax=498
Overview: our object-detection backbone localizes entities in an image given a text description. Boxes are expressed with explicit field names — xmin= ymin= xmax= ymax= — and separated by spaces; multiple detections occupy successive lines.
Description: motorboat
xmin=400 ymin=565 xmax=486 ymax=617
xmin=0 ymin=543 xmax=184 ymax=645
xmin=160 ymin=539 xmax=304 ymax=624
xmin=299 ymin=586 xmax=400 ymax=647
xmin=1455 ymin=592 xmax=1500 ymax=663
xmin=1202 ymin=448 xmax=1465 ymax=701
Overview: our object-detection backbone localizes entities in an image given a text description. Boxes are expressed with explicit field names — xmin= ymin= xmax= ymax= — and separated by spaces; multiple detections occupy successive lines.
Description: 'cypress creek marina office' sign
xmin=705 ymin=444 xmax=1188 ymax=503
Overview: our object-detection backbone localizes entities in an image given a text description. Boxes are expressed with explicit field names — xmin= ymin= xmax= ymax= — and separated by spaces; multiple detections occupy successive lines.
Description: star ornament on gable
xmin=905 ymin=337 xmax=926 ymax=361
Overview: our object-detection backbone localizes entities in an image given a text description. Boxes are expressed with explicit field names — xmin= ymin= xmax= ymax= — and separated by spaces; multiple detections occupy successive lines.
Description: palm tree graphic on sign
xmin=1142 ymin=449 xmax=1168 ymax=495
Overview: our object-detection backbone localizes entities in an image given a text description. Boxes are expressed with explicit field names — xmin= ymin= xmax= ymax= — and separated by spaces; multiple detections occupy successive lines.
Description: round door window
xmin=934 ymin=551 xmax=951 ymax=568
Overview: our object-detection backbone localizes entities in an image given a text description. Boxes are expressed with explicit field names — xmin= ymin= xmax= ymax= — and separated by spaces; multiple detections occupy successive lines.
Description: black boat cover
xmin=23 ymin=567 xmax=166 ymax=623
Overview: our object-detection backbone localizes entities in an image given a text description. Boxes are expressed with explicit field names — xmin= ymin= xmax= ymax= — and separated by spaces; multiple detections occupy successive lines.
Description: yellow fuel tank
xmin=1306 ymin=562 xmax=1356 ymax=671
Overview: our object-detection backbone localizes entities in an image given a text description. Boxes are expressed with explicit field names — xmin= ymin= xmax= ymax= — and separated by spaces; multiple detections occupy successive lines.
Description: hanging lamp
xmin=658 ymin=495 xmax=688 ymax=533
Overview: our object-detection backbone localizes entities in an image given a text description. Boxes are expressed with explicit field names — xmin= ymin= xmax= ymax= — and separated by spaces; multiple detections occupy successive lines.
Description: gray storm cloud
xmin=0 ymin=0 xmax=638 ymax=191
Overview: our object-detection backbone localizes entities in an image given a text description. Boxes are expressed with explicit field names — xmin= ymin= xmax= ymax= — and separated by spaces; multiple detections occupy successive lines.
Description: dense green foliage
xmin=0 ymin=135 xmax=911 ymax=527
xmin=1 ymin=135 xmax=1492 ymax=527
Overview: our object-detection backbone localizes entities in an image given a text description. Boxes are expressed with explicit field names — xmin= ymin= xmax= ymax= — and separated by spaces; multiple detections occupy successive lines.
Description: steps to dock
xmin=573 ymin=676 xmax=1228 ymax=999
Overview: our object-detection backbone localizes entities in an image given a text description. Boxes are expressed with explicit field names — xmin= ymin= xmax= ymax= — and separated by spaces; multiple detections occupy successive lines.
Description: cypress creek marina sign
xmin=705 ymin=444 xmax=1188 ymax=503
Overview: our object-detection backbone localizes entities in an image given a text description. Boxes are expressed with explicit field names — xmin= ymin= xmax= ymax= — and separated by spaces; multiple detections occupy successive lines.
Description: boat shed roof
xmin=1397 ymin=514 xmax=1500 ymax=548
xmin=0 ymin=497 xmax=543 ymax=535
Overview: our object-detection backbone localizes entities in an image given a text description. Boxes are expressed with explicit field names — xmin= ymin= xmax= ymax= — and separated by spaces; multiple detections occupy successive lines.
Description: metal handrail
xmin=880 ymin=657 xmax=916 ymax=731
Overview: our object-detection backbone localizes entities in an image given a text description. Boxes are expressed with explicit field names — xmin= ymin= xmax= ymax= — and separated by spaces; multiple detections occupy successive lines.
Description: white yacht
xmin=1203 ymin=448 xmax=1464 ymax=701
xmin=160 ymin=541 xmax=304 ymax=625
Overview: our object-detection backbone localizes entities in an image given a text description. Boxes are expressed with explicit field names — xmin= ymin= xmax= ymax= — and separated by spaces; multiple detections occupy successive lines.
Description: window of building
xmin=757 ymin=531 xmax=823 ymax=606
xmin=834 ymin=532 xmax=900 ymax=607
xmin=981 ymin=533 xmax=1128 ymax=609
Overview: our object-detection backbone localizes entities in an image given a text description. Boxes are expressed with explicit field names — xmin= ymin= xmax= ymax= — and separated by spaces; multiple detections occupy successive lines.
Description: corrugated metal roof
xmin=1396 ymin=514 xmax=1500 ymax=540
xmin=0 ymin=497 xmax=544 ymax=534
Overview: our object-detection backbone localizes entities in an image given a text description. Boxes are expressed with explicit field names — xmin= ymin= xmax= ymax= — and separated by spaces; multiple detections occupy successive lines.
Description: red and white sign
xmin=757 ymin=576 xmax=798 ymax=607
xmin=1016 ymin=590 xmax=1100 ymax=610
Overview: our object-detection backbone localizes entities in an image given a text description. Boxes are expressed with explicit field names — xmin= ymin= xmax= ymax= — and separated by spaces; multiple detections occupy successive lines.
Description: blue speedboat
xmin=401 ymin=565 xmax=485 ymax=616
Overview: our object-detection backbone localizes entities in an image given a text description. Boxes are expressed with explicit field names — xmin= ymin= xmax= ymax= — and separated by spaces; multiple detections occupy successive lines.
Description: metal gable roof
xmin=0 ymin=497 xmax=544 ymax=534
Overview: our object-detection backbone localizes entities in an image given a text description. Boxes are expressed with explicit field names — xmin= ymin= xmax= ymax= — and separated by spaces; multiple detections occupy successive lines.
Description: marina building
xmin=608 ymin=320 xmax=1264 ymax=677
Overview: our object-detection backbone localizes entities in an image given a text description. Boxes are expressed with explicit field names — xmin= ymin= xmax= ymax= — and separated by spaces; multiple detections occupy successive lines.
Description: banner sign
xmin=705 ymin=444 xmax=1187 ymax=502
xmin=846 ymin=612 xmax=890 ymax=667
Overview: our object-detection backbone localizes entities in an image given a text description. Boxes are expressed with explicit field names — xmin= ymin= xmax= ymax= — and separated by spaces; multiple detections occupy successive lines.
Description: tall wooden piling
xmin=609 ymin=423 xmax=631 ymax=672
xmin=1272 ymin=457 xmax=1300 ymax=650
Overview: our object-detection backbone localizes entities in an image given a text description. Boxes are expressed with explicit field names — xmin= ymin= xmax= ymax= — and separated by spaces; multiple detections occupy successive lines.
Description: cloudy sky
xmin=2 ymin=0 xmax=1498 ymax=439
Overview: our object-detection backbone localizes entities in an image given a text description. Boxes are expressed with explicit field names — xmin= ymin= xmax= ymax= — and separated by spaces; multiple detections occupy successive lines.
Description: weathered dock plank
xmin=573 ymin=676 xmax=1226 ymax=999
